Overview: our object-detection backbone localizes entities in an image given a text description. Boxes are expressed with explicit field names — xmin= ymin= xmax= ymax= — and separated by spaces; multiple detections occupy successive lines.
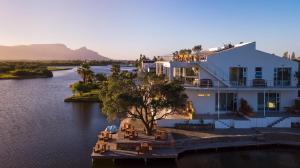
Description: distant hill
xmin=0 ymin=44 xmax=110 ymax=60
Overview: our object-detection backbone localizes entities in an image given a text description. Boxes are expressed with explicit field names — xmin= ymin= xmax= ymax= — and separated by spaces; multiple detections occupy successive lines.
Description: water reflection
xmin=72 ymin=103 xmax=95 ymax=129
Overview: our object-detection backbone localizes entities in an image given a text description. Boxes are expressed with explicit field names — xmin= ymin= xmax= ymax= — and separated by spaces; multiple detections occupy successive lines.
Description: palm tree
xmin=77 ymin=62 xmax=93 ymax=84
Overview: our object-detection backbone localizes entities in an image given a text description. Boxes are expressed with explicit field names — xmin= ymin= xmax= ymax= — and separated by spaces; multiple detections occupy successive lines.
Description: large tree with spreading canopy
xmin=99 ymin=68 xmax=188 ymax=135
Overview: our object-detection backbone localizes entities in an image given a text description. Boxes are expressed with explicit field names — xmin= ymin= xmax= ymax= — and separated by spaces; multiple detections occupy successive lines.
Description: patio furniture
xmin=252 ymin=79 xmax=267 ymax=87
xmin=155 ymin=130 xmax=168 ymax=140
xmin=136 ymin=142 xmax=152 ymax=154
xmin=124 ymin=128 xmax=138 ymax=139
xmin=93 ymin=140 xmax=108 ymax=153
xmin=98 ymin=131 xmax=113 ymax=141
xmin=120 ymin=123 xmax=134 ymax=132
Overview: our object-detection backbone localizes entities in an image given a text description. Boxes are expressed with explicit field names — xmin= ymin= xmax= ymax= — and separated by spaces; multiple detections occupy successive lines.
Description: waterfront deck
xmin=92 ymin=148 xmax=177 ymax=159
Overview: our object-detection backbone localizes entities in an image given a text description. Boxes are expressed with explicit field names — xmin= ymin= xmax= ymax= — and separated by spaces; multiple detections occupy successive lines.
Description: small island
xmin=64 ymin=62 xmax=107 ymax=102
xmin=0 ymin=62 xmax=53 ymax=79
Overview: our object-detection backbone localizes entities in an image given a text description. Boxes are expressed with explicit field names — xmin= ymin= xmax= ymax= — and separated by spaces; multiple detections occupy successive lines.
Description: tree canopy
xmin=99 ymin=71 xmax=188 ymax=135
xmin=77 ymin=62 xmax=94 ymax=84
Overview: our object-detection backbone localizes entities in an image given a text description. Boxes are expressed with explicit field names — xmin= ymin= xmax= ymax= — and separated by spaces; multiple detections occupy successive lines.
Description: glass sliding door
xmin=274 ymin=67 xmax=291 ymax=87
xmin=257 ymin=92 xmax=280 ymax=112
xmin=230 ymin=67 xmax=247 ymax=86
xmin=215 ymin=93 xmax=237 ymax=112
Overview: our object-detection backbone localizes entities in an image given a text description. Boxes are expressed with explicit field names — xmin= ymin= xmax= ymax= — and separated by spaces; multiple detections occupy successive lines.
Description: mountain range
xmin=0 ymin=44 xmax=110 ymax=60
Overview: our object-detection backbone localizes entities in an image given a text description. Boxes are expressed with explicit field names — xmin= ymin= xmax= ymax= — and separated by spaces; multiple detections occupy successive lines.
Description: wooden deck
xmin=92 ymin=148 xmax=177 ymax=159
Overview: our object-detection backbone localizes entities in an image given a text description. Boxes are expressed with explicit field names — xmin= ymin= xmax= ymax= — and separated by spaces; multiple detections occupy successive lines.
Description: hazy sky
xmin=0 ymin=0 xmax=299 ymax=60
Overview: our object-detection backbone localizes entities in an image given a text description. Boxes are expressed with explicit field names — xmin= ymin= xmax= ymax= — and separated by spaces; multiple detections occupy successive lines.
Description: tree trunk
xmin=144 ymin=124 xmax=153 ymax=136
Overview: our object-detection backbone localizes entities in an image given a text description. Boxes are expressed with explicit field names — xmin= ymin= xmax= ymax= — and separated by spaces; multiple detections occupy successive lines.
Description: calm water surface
xmin=0 ymin=66 xmax=122 ymax=168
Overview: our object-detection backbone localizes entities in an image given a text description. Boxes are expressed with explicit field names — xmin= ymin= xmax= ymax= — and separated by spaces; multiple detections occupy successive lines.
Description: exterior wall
xmin=186 ymin=89 xmax=297 ymax=115
xmin=142 ymin=62 xmax=155 ymax=72
xmin=185 ymin=88 xmax=216 ymax=114
xmin=199 ymin=69 xmax=226 ymax=87
xmin=206 ymin=42 xmax=298 ymax=87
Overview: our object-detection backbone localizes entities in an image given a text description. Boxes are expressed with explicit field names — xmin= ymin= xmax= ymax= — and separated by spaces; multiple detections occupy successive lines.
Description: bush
xmin=71 ymin=82 xmax=93 ymax=95
xmin=238 ymin=98 xmax=254 ymax=116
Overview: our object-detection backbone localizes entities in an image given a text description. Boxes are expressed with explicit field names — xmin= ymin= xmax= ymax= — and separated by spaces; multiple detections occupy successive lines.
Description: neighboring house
xmin=156 ymin=42 xmax=299 ymax=117
xmin=141 ymin=60 xmax=156 ymax=73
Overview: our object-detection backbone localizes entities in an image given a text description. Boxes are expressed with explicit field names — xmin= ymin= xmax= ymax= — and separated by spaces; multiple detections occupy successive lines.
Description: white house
xmin=141 ymin=60 xmax=156 ymax=73
xmin=156 ymin=42 xmax=300 ymax=128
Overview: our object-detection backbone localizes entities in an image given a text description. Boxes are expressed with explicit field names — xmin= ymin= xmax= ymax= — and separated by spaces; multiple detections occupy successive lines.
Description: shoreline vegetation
xmin=64 ymin=89 xmax=100 ymax=102
xmin=47 ymin=67 xmax=73 ymax=71
xmin=0 ymin=63 xmax=54 ymax=79
xmin=64 ymin=62 xmax=108 ymax=103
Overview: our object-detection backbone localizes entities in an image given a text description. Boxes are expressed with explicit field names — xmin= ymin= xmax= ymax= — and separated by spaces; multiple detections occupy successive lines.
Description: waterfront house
xmin=156 ymin=42 xmax=300 ymax=128
xmin=141 ymin=60 xmax=156 ymax=73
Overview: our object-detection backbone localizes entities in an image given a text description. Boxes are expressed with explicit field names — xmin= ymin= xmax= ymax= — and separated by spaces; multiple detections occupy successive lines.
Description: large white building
xmin=156 ymin=42 xmax=300 ymax=128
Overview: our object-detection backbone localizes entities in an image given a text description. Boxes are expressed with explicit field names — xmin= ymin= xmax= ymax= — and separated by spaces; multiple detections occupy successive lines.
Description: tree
xmin=99 ymin=73 xmax=188 ymax=135
xmin=77 ymin=62 xmax=94 ymax=84
xmin=95 ymin=73 xmax=107 ymax=82
xmin=283 ymin=51 xmax=289 ymax=59
xmin=111 ymin=64 xmax=121 ymax=77
xmin=192 ymin=45 xmax=202 ymax=53
xmin=291 ymin=52 xmax=296 ymax=60
xmin=71 ymin=81 xmax=92 ymax=95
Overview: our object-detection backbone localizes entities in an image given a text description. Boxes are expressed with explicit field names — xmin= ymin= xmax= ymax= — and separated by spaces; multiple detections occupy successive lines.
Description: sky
xmin=0 ymin=0 xmax=299 ymax=60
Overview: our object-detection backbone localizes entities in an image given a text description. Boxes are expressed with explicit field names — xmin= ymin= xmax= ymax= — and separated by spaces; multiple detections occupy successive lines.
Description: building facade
xmin=156 ymin=42 xmax=299 ymax=116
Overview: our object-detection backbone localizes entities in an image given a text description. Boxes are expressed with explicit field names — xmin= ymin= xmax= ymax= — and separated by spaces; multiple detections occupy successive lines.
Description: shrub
xmin=238 ymin=98 xmax=253 ymax=116
xmin=71 ymin=81 xmax=92 ymax=95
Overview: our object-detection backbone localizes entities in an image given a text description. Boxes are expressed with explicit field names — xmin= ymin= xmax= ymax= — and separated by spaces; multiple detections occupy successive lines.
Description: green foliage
xmin=71 ymin=81 xmax=93 ymax=95
xmin=94 ymin=73 xmax=107 ymax=82
xmin=179 ymin=49 xmax=192 ymax=55
xmin=99 ymin=72 xmax=188 ymax=135
xmin=283 ymin=51 xmax=289 ymax=59
xmin=111 ymin=64 xmax=121 ymax=77
xmin=77 ymin=62 xmax=94 ymax=84
xmin=192 ymin=45 xmax=202 ymax=53
xmin=238 ymin=98 xmax=253 ymax=116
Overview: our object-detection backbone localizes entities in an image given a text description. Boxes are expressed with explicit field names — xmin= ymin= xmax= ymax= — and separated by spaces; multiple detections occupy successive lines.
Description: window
xmin=274 ymin=67 xmax=291 ymax=86
xmin=215 ymin=93 xmax=237 ymax=111
xmin=229 ymin=67 xmax=247 ymax=86
xmin=255 ymin=67 xmax=262 ymax=79
xmin=257 ymin=93 xmax=280 ymax=111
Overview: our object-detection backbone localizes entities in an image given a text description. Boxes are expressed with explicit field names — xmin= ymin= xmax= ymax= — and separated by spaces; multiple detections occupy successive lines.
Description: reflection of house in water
xmin=156 ymin=42 xmax=300 ymax=128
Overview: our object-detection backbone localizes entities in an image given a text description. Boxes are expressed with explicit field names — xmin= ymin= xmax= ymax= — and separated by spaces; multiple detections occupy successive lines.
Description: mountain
xmin=0 ymin=44 xmax=110 ymax=60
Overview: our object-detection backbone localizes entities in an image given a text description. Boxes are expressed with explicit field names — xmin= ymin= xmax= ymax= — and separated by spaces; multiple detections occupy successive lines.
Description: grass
xmin=64 ymin=89 xmax=100 ymax=102
xmin=47 ymin=67 xmax=73 ymax=71
xmin=0 ymin=73 xmax=18 ymax=79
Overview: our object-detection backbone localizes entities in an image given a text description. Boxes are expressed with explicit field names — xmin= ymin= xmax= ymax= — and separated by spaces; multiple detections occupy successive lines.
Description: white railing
xmin=198 ymin=62 xmax=229 ymax=86
xmin=183 ymin=79 xmax=297 ymax=88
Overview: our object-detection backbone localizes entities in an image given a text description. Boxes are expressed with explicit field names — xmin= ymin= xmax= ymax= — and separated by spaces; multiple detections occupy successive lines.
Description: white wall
xmin=207 ymin=42 xmax=298 ymax=87
xmin=185 ymin=89 xmax=216 ymax=114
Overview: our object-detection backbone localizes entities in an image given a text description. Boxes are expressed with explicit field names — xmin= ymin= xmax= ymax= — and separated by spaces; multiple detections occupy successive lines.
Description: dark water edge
xmin=93 ymin=148 xmax=300 ymax=168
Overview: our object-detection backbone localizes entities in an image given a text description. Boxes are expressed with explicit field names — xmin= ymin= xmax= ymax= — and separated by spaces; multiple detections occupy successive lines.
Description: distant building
xmin=141 ymin=60 xmax=156 ymax=73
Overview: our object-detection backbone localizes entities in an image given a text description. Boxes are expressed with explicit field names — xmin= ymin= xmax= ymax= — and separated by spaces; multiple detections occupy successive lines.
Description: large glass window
xmin=257 ymin=93 xmax=280 ymax=111
xmin=230 ymin=67 xmax=247 ymax=86
xmin=274 ymin=67 xmax=291 ymax=86
xmin=215 ymin=93 xmax=237 ymax=111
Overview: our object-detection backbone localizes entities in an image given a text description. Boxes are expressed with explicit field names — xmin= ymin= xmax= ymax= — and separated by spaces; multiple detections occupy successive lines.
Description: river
xmin=0 ymin=66 xmax=124 ymax=168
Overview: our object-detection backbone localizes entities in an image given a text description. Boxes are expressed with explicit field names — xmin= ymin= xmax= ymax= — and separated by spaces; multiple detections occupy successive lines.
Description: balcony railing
xmin=183 ymin=78 xmax=296 ymax=88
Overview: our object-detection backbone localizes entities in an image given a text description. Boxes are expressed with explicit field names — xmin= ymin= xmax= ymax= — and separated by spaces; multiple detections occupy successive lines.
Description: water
xmin=0 ymin=66 xmax=123 ymax=168
xmin=177 ymin=149 xmax=300 ymax=168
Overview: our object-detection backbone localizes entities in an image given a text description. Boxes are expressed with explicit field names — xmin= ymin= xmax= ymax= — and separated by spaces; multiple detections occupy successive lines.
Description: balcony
xmin=182 ymin=78 xmax=296 ymax=89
